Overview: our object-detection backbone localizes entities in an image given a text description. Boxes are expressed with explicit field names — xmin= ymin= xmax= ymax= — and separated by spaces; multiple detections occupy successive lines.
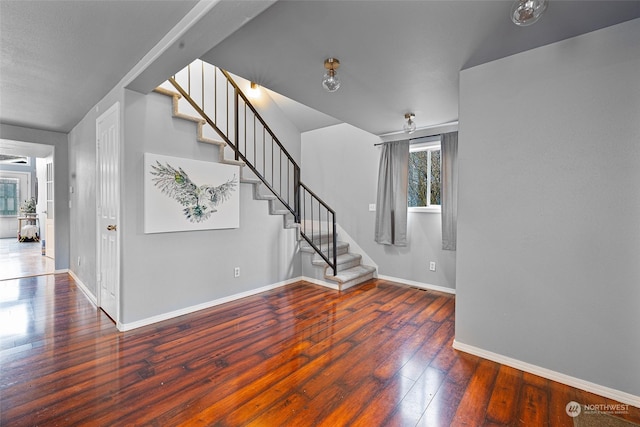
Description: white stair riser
xmin=339 ymin=272 xmax=376 ymax=290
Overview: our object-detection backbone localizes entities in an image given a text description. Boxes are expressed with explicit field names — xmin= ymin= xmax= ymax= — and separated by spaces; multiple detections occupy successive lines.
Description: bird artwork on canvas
xmin=150 ymin=161 xmax=237 ymax=223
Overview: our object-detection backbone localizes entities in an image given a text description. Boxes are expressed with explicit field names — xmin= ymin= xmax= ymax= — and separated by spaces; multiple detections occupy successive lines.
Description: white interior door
xmin=96 ymin=103 xmax=120 ymax=322
xmin=45 ymin=157 xmax=55 ymax=259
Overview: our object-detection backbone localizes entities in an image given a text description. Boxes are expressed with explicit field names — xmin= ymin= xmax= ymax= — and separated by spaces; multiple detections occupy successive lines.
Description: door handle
xmin=107 ymin=225 xmax=117 ymax=231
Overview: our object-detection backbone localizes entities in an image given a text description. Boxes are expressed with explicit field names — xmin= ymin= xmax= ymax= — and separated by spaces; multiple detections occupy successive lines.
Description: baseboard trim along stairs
xmin=153 ymin=82 xmax=376 ymax=291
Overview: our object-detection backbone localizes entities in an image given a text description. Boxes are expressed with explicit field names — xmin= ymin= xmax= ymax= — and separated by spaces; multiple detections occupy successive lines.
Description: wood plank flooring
xmin=0 ymin=237 xmax=54 ymax=281
xmin=1 ymin=274 xmax=638 ymax=426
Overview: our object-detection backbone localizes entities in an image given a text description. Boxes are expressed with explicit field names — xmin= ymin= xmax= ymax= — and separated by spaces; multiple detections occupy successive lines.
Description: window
xmin=0 ymin=178 xmax=20 ymax=216
xmin=408 ymin=136 xmax=441 ymax=212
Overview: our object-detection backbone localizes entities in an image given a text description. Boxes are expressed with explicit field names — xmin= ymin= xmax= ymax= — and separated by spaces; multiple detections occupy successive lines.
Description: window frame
xmin=408 ymin=136 xmax=441 ymax=214
xmin=0 ymin=178 xmax=20 ymax=217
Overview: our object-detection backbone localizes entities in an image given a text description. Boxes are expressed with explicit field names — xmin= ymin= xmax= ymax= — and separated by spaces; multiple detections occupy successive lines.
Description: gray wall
xmin=0 ymin=124 xmax=69 ymax=270
xmin=231 ymin=74 xmax=302 ymax=164
xmin=301 ymin=123 xmax=456 ymax=290
xmin=67 ymin=86 xmax=124 ymax=296
xmin=456 ymin=19 xmax=640 ymax=396
xmin=120 ymin=89 xmax=300 ymax=324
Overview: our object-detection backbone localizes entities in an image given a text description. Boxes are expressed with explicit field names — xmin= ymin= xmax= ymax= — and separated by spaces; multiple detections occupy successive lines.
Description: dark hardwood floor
xmin=1 ymin=274 xmax=638 ymax=426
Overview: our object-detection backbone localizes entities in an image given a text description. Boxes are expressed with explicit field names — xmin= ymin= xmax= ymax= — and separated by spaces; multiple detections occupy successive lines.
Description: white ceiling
xmin=1 ymin=0 xmax=639 ymax=140
xmin=203 ymin=1 xmax=640 ymax=135
xmin=0 ymin=138 xmax=53 ymax=158
xmin=0 ymin=0 xmax=198 ymax=134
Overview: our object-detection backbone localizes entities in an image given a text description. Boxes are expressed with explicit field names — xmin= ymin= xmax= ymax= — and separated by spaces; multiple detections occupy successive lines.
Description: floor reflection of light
xmin=0 ymin=283 xmax=20 ymax=302
xmin=0 ymin=302 xmax=29 ymax=336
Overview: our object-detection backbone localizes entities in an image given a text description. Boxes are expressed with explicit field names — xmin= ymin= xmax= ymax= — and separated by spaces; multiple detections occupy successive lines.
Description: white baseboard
xmin=118 ymin=277 xmax=303 ymax=332
xmin=453 ymin=340 xmax=640 ymax=408
xmin=377 ymin=274 xmax=456 ymax=295
xmin=68 ymin=270 xmax=98 ymax=306
xmin=54 ymin=269 xmax=69 ymax=274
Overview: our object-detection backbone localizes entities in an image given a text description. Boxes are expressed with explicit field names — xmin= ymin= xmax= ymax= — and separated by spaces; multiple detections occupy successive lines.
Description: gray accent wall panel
xmin=456 ymin=19 xmax=640 ymax=396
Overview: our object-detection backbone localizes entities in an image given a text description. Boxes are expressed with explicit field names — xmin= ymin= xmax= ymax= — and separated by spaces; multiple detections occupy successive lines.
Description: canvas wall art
xmin=144 ymin=153 xmax=240 ymax=233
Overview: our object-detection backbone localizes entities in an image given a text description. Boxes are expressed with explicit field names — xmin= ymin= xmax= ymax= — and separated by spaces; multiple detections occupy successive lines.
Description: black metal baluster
xmin=201 ymin=61 xmax=205 ymax=111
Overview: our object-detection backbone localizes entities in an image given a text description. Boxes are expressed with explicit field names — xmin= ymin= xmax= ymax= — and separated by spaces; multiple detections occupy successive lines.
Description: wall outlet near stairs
xmin=234 ymin=267 xmax=240 ymax=278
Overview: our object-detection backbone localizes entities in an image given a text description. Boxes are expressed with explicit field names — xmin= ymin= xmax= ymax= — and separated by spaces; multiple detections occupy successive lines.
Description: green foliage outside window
xmin=430 ymin=149 xmax=441 ymax=205
xmin=408 ymin=148 xmax=441 ymax=208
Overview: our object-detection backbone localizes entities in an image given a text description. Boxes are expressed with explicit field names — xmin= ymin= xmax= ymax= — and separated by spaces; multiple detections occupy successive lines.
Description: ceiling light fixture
xmin=322 ymin=58 xmax=341 ymax=92
xmin=403 ymin=113 xmax=416 ymax=134
xmin=511 ymin=0 xmax=548 ymax=26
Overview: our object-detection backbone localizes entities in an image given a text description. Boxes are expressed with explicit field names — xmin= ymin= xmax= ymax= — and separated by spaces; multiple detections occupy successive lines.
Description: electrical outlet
xmin=234 ymin=267 xmax=240 ymax=278
xmin=368 ymin=204 xmax=376 ymax=212
xmin=429 ymin=262 xmax=436 ymax=272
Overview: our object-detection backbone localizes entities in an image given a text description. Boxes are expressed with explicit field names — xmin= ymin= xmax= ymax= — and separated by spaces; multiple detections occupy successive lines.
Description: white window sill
xmin=408 ymin=206 xmax=441 ymax=214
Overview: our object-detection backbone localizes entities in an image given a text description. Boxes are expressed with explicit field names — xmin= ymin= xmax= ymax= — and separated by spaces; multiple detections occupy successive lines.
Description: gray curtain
xmin=441 ymin=132 xmax=458 ymax=250
xmin=375 ymin=140 xmax=409 ymax=246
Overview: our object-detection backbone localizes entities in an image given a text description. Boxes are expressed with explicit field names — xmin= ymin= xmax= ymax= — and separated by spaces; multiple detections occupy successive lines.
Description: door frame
xmin=45 ymin=156 xmax=55 ymax=259
xmin=96 ymin=102 xmax=121 ymax=325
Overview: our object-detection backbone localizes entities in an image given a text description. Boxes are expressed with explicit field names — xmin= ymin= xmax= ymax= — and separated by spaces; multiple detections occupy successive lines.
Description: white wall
xmin=301 ymin=123 xmax=456 ymax=290
xmin=119 ymin=89 xmax=301 ymax=324
xmin=456 ymin=19 xmax=640 ymax=398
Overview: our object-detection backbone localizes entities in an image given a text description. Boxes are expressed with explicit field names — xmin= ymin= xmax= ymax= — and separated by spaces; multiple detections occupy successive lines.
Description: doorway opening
xmin=0 ymin=141 xmax=55 ymax=281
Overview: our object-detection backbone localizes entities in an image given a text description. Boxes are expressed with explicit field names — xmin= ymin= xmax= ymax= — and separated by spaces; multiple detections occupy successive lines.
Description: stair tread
xmin=197 ymin=136 xmax=226 ymax=147
xmin=300 ymin=240 xmax=348 ymax=253
xmin=153 ymin=86 xmax=181 ymax=98
xmin=304 ymin=231 xmax=334 ymax=239
xmin=312 ymin=252 xmax=361 ymax=266
xmin=326 ymin=265 xmax=376 ymax=282
xmin=174 ymin=112 xmax=205 ymax=124
xmin=241 ymin=177 xmax=262 ymax=184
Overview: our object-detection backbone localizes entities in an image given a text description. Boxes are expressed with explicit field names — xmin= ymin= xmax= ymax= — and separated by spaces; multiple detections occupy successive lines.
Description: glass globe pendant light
xmin=322 ymin=58 xmax=341 ymax=92
xmin=403 ymin=113 xmax=416 ymax=134
xmin=511 ymin=0 xmax=548 ymax=26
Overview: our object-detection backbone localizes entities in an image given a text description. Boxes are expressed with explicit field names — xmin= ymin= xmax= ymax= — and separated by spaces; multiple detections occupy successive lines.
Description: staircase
xmin=154 ymin=59 xmax=375 ymax=290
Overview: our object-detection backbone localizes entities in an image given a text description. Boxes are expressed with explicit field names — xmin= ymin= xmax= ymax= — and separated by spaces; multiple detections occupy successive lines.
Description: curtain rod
xmin=373 ymin=137 xmax=429 ymax=147
xmin=374 ymin=120 xmax=458 ymax=146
